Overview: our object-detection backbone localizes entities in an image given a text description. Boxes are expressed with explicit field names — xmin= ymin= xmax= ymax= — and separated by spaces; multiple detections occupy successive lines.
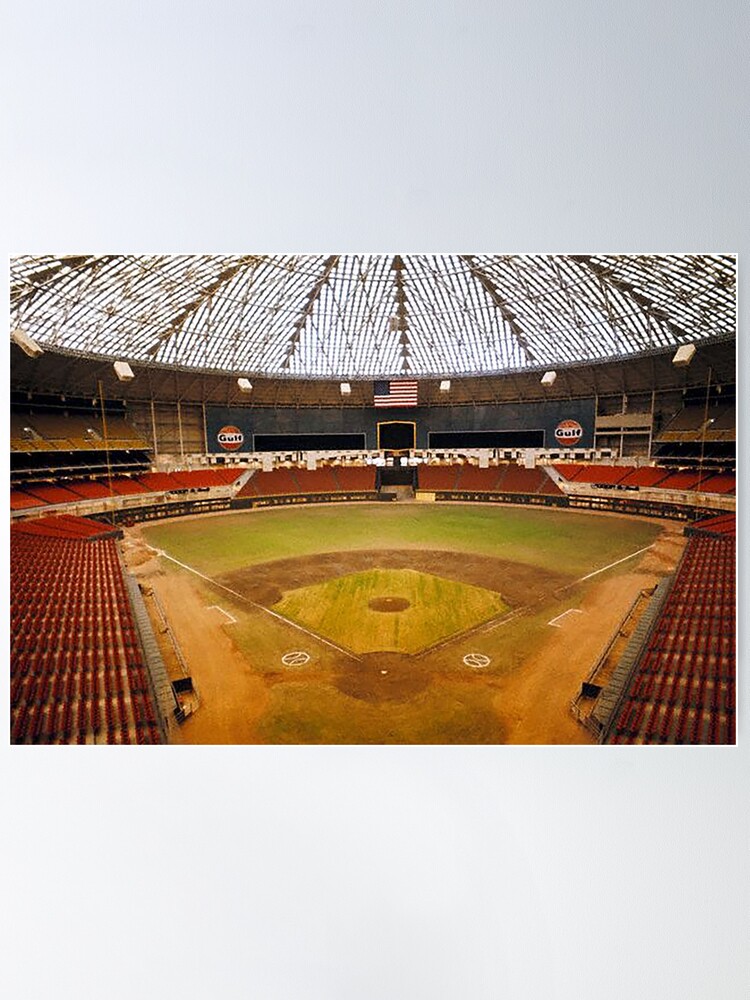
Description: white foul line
xmin=548 ymin=608 xmax=583 ymax=628
xmin=207 ymin=605 xmax=237 ymax=624
xmin=575 ymin=544 xmax=654 ymax=583
xmin=145 ymin=545 xmax=361 ymax=660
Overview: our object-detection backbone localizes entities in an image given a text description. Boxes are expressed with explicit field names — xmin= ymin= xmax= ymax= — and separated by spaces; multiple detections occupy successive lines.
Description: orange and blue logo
xmin=217 ymin=425 xmax=244 ymax=450
xmin=554 ymin=419 xmax=584 ymax=445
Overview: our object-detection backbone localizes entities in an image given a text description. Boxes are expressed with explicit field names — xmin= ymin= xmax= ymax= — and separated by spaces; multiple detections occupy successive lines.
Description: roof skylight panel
xmin=407 ymin=328 xmax=445 ymax=374
xmin=8 ymin=254 xmax=736 ymax=375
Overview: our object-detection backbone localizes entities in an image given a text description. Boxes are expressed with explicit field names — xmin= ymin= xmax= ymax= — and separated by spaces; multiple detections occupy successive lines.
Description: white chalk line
xmin=466 ymin=545 xmax=656 ymax=640
xmin=207 ymin=605 xmax=237 ymax=625
xmin=147 ymin=541 xmax=654 ymax=661
xmin=576 ymin=544 xmax=654 ymax=582
xmin=548 ymin=608 xmax=583 ymax=628
xmin=146 ymin=545 xmax=361 ymax=661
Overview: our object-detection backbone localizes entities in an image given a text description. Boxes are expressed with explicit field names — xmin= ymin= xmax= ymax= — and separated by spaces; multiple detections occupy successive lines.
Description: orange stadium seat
xmin=332 ymin=466 xmax=376 ymax=492
xmin=417 ymin=465 xmax=462 ymax=491
xmin=455 ymin=466 xmax=504 ymax=491
xmin=24 ymin=484 xmax=83 ymax=505
xmin=10 ymin=489 xmax=48 ymax=510
xmin=655 ymin=470 xmax=706 ymax=491
xmin=66 ymin=480 xmax=115 ymax=500
xmin=616 ymin=467 xmax=671 ymax=488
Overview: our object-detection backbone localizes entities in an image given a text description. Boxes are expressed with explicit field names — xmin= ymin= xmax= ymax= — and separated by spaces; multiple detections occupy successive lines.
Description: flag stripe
xmin=373 ymin=380 xmax=418 ymax=407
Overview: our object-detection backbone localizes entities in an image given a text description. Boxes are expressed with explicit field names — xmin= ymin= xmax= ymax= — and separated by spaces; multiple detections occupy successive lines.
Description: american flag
xmin=373 ymin=380 xmax=418 ymax=408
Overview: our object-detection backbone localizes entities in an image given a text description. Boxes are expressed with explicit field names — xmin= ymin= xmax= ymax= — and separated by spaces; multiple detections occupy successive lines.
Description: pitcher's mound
xmin=368 ymin=597 xmax=410 ymax=612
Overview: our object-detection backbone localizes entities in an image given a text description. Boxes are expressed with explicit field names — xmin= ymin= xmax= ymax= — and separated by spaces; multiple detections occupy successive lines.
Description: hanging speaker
xmin=672 ymin=344 xmax=696 ymax=367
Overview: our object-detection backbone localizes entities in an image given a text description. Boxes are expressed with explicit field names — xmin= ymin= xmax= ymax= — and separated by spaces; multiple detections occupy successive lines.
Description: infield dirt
xmin=218 ymin=548 xmax=570 ymax=607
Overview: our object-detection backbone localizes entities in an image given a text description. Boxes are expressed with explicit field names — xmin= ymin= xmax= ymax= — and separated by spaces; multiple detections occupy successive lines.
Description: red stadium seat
xmin=10 ymin=520 xmax=163 ymax=746
xmin=603 ymin=520 xmax=735 ymax=745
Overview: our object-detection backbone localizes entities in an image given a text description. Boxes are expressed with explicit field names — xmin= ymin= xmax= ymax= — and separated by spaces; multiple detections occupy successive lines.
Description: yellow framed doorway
xmin=376 ymin=420 xmax=416 ymax=451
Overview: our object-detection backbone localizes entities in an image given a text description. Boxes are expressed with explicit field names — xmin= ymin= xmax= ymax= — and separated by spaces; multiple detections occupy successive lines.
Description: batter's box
xmin=547 ymin=609 xmax=583 ymax=628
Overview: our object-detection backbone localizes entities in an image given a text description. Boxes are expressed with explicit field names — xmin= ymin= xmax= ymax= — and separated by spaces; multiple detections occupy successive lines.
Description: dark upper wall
xmin=205 ymin=399 xmax=596 ymax=452
xmin=10 ymin=342 xmax=734 ymax=457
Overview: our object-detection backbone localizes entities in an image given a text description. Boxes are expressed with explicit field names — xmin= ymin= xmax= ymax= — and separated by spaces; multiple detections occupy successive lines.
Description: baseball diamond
xmin=9 ymin=253 xmax=735 ymax=746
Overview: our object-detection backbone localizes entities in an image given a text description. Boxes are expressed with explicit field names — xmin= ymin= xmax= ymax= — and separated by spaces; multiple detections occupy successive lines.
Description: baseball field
xmin=129 ymin=502 xmax=680 ymax=744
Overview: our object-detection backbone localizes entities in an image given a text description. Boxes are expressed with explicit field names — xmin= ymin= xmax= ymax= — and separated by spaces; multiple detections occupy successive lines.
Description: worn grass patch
xmin=256 ymin=681 xmax=507 ymax=744
xmin=272 ymin=567 xmax=508 ymax=654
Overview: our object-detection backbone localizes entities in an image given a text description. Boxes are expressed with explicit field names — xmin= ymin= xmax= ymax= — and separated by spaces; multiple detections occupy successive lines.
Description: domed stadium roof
xmin=10 ymin=254 xmax=736 ymax=379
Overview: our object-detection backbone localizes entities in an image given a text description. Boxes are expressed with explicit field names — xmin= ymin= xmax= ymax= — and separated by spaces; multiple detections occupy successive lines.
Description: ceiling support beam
xmin=390 ymin=255 xmax=412 ymax=373
xmin=460 ymin=255 xmax=537 ymax=364
xmin=144 ymin=255 xmax=263 ymax=358
xmin=574 ymin=255 xmax=692 ymax=343
xmin=280 ymin=255 xmax=340 ymax=369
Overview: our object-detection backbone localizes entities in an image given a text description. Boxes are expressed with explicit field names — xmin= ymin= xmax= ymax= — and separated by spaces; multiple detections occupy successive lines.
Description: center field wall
xmin=204 ymin=399 xmax=596 ymax=453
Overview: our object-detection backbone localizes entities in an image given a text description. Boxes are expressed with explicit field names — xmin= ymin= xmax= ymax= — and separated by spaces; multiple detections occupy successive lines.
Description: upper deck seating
xmin=10 ymin=413 xmax=149 ymax=452
xmin=10 ymin=490 xmax=48 ymax=510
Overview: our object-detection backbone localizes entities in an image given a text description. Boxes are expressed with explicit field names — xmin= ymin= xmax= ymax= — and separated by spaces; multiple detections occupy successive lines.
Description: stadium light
xmin=340 ymin=382 xmax=351 ymax=395
xmin=672 ymin=344 xmax=696 ymax=367
xmin=439 ymin=379 xmax=451 ymax=392
xmin=541 ymin=370 xmax=557 ymax=386
xmin=237 ymin=377 xmax=253 ymax=394
xmin=113 ymin=361 xmax=134 ymax=381
xmin=11 ymin=328 xmax=44 ymax=358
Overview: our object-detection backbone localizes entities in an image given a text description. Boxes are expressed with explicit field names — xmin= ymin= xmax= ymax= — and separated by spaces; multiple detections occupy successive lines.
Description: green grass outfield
xmin=141 ymin=502 xmax=662 ymax=579
xmin=273 ymin=568 xmax=509 ymax=654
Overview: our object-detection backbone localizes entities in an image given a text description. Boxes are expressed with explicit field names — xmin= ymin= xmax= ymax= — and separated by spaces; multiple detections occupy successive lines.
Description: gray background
xmin=3 ymin=2 xmax=748 ymax=998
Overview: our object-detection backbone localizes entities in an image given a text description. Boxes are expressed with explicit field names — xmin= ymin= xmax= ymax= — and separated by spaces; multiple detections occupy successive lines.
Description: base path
xmin=146 ymin=544 xmax=361 ymax=660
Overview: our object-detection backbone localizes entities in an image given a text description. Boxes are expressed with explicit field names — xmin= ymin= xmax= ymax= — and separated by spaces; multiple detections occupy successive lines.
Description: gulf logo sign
xmin=217 ymin=425 xmax=244 ymax=451
xmin=554 ymin=419 xmax=584 ymax=445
